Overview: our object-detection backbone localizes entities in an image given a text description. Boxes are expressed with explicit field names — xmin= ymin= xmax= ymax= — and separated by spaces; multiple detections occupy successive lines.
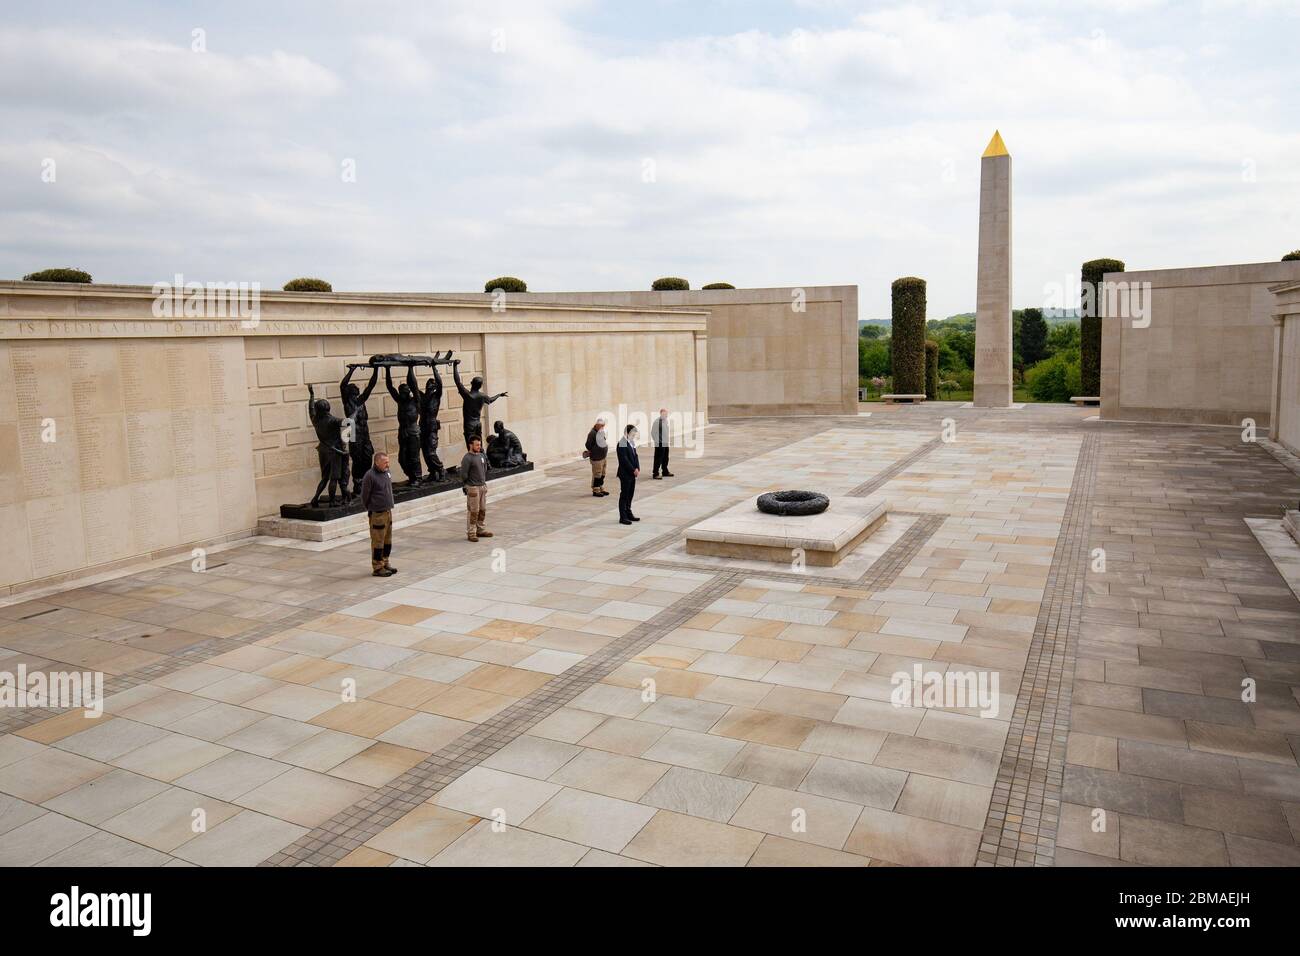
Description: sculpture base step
xmin=260 ymin=465 xmax=545 ymax=542
xmin=279 ymin=462 xmax=533 ymax=522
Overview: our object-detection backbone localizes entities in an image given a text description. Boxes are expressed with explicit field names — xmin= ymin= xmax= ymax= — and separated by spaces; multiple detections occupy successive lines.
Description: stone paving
xmin=2 ymin=406 xmax=1298 ymax=866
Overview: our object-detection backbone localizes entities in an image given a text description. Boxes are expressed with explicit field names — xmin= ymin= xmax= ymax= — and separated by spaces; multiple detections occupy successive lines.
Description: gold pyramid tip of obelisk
xmin=982 ymin=130 xmax=1008 ymax=158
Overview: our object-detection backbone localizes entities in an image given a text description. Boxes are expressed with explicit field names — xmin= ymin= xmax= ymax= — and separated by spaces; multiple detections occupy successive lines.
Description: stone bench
xmin=1070 ymin=396 xmax=1100 ymax=406
xmin=685 ymin=497 xmax=888 ymax=567
xmin=880 ymin=394 xmax=926 ymax=404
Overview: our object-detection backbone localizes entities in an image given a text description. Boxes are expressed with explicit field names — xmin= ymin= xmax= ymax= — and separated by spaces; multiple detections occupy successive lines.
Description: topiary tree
xmin=890 ymin=277 xmax=927 ymax=395
xmin=1080 ymin=258 xmax=1124 ymax=397
xmin=1020 ymin=307 xmax=1048 ymax=366
xmin=924 ymin=340 xmax=939 ymax=400
xmin=702 ymin=282 xmax=735 ymax=290
xmin=652 ymin=277 xmax=689 ymax=291
xmin=1283 ymin=250 xmax=1300 ymax=261
xmin=485 ymin=276 xmax=527 ymax=293
xmin=283 ymin=277 xmax=332 ymax=292
xmin=23 ymin=267 xmax=91 ymax=283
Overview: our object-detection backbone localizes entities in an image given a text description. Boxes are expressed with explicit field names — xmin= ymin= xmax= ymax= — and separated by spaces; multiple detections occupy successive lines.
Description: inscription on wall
xmin=0 ymin=338 xmax=256 ymax=587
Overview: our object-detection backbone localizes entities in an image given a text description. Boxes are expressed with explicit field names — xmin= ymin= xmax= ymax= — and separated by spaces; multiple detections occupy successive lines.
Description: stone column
xmin=1270 ymin=313 xmax=1284 ymax=441
xmin=974 ymin=130 xmax=1013 ymax=407
xmin=693 ymin=330 xmax=709 ymax=425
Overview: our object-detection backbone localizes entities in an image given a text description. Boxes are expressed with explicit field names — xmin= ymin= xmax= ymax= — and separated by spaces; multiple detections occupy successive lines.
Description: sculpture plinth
xmin=279 ymin=461 xmax=533 ymax=522
xmin=974 ymin=130 xmax=1013 ymax=408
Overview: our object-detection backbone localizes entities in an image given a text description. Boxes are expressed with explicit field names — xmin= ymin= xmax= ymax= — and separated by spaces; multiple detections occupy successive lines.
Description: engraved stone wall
xmin=0 ymin=337 xmax=256 ymax=591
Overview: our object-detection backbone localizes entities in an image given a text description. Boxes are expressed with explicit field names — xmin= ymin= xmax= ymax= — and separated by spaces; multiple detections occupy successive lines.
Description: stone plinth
xmin=974 ymin=130 xmax=1013 ymax=408
xmin=279 ymin=462 xmax=533 ymax=521
xmin=685 ymin=497 xmax=888 ymax=567
xmin=258 ymin=466 xmax=547 ymax=542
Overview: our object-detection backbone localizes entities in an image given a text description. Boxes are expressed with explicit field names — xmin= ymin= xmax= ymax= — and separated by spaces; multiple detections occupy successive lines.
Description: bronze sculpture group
xmin=307 ymin=352 xmax=523 ymax=509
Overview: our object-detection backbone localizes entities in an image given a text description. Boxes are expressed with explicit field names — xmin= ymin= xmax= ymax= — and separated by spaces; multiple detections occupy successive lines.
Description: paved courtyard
xmin=2 ymin=406 xmax=1298 ymax=867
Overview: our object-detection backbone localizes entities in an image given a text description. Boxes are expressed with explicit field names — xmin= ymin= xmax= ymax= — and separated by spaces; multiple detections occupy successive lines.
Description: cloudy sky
xmin=2 ymin=0 xmax=1297 ymax=317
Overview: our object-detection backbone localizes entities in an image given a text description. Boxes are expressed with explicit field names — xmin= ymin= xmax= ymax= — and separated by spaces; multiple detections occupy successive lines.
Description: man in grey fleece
xmin=460 ymin=434 xmax=492 ymax=542
xmin=360 ymin=451 xmax=397 ymax=577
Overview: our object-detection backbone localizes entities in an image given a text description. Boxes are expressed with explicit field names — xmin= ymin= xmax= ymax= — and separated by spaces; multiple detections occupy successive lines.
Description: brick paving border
xmin=845 ymin=437 xmax=944 ymax=497
xmin=264 ymin=570 xmax=746 ymax=865
xmin=978 ymin=434 xmax=1099 ymax=867
xmin=263 ymin=509 xmax=943 ymax=866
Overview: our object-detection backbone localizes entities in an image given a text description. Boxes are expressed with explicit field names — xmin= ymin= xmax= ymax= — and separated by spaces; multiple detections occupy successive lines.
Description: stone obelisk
xmin=973 ymin=130 xmax=1013 ymax=407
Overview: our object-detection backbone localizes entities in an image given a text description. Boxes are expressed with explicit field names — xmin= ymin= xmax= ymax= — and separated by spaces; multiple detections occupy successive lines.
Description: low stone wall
xmin=0 ymin=282 xmax=706 ymax=593
xmin=1101 ymin=261 xmax=1300 ymax=426
xmin=426 ymin=286 xmax=859 ymax=417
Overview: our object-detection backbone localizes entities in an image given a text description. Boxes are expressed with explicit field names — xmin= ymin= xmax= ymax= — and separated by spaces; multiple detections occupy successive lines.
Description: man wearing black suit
xmin=616 ymin=424 xmax=641 ymax=525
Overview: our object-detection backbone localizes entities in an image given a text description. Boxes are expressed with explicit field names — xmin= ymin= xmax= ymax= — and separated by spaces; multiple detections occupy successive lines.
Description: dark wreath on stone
xmin=756 ymin=490 xmax=830 ymax=516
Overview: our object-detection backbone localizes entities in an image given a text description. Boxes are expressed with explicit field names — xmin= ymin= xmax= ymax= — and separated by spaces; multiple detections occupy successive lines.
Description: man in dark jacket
xmin=616 ymin=424 xmax=640 ymax=525
xmin=459 ymin=435 xmax=492 ymax=542
xmin=650 ymin=407 xmax=674 ymax=479
xmin=360 ymin=451 xmax=397 ymax=577
xmin=583 ymin=417 xmax=609 ymax=497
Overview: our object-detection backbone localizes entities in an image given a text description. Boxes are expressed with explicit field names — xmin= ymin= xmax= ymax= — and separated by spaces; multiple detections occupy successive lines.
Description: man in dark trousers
xmin=616 ymin=423 xmax=640 ymax=525
xmin=650 ymin=407 xmax=674 ymax=479
xmin=583 ymin=417 xmax=609 ymax=497
xmin=360 ymin=451 xmax=397 ymax=577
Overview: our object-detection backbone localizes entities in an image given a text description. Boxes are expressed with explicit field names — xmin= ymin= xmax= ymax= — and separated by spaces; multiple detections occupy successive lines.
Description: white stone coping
xmin=1245 ymin=517 xmax=1300 ymax=604
xmin=684 ymin=496 xmax=888 ymax=553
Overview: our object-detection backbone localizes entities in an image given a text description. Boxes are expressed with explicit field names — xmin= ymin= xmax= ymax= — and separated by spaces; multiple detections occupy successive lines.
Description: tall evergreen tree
xmin=1020 ymin=307 xmax=1048 ymax=366
xmin=890 ymin=278 xmax=927 ymax=395
xmin=1080 ymin=258 xmax=1124 ymax=397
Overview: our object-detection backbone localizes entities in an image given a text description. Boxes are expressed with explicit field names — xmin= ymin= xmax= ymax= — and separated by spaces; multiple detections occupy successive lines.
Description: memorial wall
xmin=0 ymin=336 xmax=255 ymax=590
xmin=1 ymin=282 xmax=708 ymax=594
xmin=1101 ymin=261 xmax=1300 ymax=426
xmin=425 ymin=286 xmax=859 ymax=417
xmin=1270 ymin=279 xmax=1300 ymax=456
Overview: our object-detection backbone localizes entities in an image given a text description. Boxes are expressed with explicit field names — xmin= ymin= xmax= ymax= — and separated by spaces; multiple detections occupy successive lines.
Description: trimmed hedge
xmin=23 ymin=267 xmax=91 ymax=283
xmin=1080 ymin=258 xmax=1124 ymax=397
xmin=651 ymin=277 xmax=689 ymax=291
xmin=1283 ymin=250 xmax=1300 ymax=262
xmin=702 ymin=282 xmax=735 ymax=290
xmin=485 ymin=276 xmax=527 ymax=293
xmin=890 ymin=277 xmax=927 ymax=395
xmin=283 ymin=277 xmax=333 ymax=292
xmin=924 ymin=340 xmax=939 ymax=401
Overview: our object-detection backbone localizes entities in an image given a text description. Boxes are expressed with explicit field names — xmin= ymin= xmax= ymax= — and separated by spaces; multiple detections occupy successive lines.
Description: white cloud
xmin=1 ymin=0 xmax=1297 ymax=316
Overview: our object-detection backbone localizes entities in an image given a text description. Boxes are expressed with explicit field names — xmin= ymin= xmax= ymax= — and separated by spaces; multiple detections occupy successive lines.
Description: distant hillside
xmin=861 ymin=310 xmax=1078 ymax=335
